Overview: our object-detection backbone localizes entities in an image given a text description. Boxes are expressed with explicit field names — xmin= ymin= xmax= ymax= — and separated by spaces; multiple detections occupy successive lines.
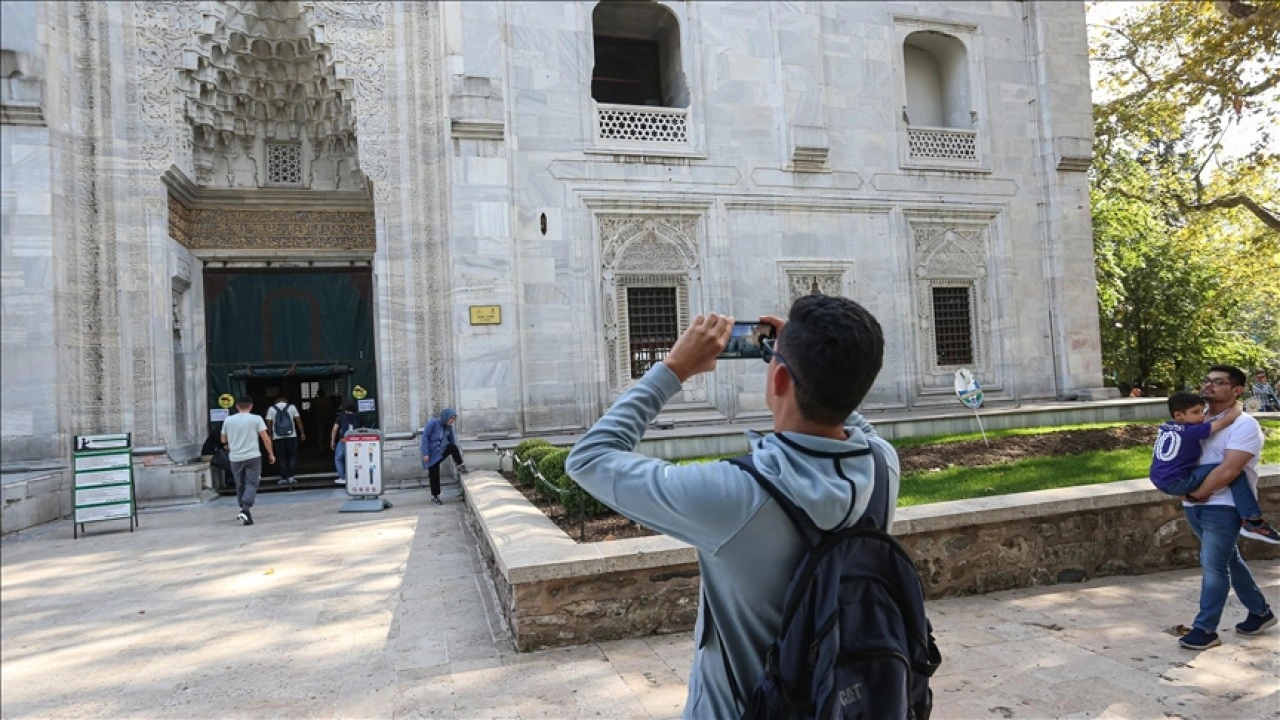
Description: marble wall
xmin=2 ymin=1 xmax=1110 ymax=507
xmin=440 ymin=0 xmax=1110 ymax=434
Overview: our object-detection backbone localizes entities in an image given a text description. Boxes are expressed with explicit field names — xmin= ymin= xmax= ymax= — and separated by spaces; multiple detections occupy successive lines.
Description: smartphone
xmin=717 ymin=321 xmax=778 ymax=360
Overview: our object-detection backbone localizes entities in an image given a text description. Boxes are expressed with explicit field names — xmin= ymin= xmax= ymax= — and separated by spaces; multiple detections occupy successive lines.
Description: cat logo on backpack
xmin=837 ymin=681 xmax=864 ymax=708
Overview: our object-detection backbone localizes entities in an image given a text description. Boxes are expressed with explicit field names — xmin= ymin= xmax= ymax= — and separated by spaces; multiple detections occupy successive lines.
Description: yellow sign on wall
xmin=469 ymin=305 xmax=502 ymax=325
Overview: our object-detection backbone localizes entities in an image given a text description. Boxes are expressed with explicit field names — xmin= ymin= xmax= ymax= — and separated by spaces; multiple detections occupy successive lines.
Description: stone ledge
xmin=464 ymin=473 xmax=694 ymax=585
xmin=466 ymin=465 xmax=1280 ymax=650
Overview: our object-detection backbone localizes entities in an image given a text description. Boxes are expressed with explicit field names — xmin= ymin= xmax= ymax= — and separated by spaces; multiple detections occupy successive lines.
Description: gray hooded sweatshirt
xmin=566 ymin=363 xmax=900 ymax=719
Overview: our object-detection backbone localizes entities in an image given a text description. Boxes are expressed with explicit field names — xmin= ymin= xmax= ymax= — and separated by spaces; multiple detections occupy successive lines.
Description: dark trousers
xmin=275 ymin=436 xmax=299 ymax=480
xmin=426 ymin=443 xmax=464 ymax=497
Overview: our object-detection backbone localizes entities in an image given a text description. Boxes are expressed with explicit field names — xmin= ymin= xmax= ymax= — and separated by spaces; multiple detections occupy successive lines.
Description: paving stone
xmin=2 ymin=487 xmax=1277 ymax=719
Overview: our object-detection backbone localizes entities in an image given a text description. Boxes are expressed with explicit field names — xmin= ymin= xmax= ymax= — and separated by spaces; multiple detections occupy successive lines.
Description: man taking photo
xmin=567 ymin=294 xmax=899 ymax=718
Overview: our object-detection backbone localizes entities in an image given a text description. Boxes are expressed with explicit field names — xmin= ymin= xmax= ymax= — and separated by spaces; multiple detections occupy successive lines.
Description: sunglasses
xmin=761 ymin=338 xmax=802 ymax=388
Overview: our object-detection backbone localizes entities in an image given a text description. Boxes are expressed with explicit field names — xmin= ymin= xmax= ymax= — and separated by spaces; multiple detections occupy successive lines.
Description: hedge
xmin=517 ymin=445 xmax=557 ymax=488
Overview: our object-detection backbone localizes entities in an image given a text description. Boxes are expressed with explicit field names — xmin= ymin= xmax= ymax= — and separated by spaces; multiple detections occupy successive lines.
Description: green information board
xmin=72 ymin=433 xmax=137 ymax=538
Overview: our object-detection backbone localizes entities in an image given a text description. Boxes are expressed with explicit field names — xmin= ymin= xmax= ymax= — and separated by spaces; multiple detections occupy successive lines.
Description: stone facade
xmin=2 ymin=1 xmax=1111 ymax=513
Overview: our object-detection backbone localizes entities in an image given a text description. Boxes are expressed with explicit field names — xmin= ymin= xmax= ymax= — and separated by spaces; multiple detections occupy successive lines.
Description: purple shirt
xmin=1149 ymin=421 xmax=1212 ymax=490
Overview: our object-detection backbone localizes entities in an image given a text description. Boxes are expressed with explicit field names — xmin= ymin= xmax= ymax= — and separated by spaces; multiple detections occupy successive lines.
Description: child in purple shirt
xmin=1150 ymin=392 xmax=1279 ymax=544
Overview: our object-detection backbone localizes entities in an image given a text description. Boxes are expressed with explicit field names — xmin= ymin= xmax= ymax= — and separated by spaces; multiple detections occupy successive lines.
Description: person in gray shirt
xmin=221 ymin=396 xmax=276 ymax=526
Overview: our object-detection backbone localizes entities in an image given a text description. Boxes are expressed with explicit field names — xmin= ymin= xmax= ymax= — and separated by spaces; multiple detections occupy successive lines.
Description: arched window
xmin=591 ymin=1 xmax=687 ymax=108
xmin=902 ymin=31 xmax=970 ymax=130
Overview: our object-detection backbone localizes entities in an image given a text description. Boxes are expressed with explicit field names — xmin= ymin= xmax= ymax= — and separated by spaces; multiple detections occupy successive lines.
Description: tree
xmin=1090 ymin=0 xmax=1280 ymax=231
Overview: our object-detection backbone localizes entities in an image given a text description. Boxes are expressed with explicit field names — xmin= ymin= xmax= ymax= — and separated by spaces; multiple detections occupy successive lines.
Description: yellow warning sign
xmin=352 ymin=385 xmax=367 ymax=400
xmin=218 ymin=394 xmax=235 ymax=409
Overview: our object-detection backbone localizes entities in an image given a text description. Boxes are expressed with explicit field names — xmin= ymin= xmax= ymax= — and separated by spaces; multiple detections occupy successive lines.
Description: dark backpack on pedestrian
xmin=722 ymin=443 xmax=942 ymax=720
xmin=273 ymin=404 xmax=295 ymax=437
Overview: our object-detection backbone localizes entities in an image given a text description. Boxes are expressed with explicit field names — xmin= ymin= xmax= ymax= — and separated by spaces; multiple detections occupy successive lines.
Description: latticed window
xmin=907 ymin=128 xmax=977 ymax=161
xmin=627 ymin=287 xmax=679 ymax=379
xmin=932 ymin=286 xmax=974 ymax=366
xmin=266 ymin=143 xmax=303 ymax=185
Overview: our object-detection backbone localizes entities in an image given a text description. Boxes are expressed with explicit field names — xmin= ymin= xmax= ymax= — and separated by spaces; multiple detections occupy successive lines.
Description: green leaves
xmin=1089 ymin=1 xmax=1278 ymax=391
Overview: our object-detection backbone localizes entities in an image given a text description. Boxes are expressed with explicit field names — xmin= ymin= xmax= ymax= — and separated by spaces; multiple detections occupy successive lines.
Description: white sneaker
xmin=335 ymin=478 xmax=347 ymax=485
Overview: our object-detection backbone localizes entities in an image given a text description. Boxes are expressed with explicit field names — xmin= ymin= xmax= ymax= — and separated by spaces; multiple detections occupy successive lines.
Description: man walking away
xmin=566 ymin=295 xmax=899 ymax=718
xmin=221 ymin=396 xmax=276 ymax=525
xmin=331 ymin=403 xmax=359 ymax=484
xmin=419 ymin=408 xmax=469 ymax=505
xmin=266 ymin=393 xmax=305 ymax=484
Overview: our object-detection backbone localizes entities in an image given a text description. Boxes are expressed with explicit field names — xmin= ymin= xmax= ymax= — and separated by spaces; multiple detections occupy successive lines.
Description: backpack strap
xmin=715 ymin=441 xmax=891 ymax=714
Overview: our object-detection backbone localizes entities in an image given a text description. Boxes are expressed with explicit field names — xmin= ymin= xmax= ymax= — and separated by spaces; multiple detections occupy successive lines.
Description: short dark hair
xmin=778 ymin=294 xmax=884 ymax=426
xmin=1167 ymin=392 xmax=1205 ymax=417
xmin=235 ymin=395 xmax=253 ymax=407
xmin=1207 ymin=364 xmax=1246 ymax=387
xmin=344 ymin=404 xmax=356 ymax=413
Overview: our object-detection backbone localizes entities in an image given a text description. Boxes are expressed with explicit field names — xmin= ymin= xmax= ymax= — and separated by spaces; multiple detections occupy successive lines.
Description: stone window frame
xmin=582 ymin=0 xmax=706 ymax=159
xmin=891 ymin=15 xmax=990 ymax=173
xmin=594 ymin=211 xmax=705 ymax=403
xmin=909 ymin=219 xmax=994 ymax=383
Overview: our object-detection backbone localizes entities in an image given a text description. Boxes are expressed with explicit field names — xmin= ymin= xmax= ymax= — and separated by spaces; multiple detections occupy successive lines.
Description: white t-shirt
xmin=223 ymin=411 xmax=267 ymax=462
xmin=266 ymin=403 xmax=301 ymax=439
xmin=1183 ymin=410 xmax=1263 ymax=508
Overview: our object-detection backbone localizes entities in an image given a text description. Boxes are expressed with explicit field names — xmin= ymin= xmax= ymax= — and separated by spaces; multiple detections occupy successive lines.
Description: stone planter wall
xmin=463 ymin=469 xmax=1280 ymax=652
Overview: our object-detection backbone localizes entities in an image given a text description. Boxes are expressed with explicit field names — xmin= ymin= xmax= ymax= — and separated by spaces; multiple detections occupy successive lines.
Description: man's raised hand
xmin=662 ymin=313 xmax=735 ymax=383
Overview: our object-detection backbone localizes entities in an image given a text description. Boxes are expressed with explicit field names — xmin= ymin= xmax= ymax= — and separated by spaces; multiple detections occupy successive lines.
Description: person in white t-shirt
xmin=221 ymin=396 xmax=276 ymax=526
xmin=1174 ymin=365 xmax=1276 ymax=651
xmin=266 ymin=393 xmax=306 ymax=485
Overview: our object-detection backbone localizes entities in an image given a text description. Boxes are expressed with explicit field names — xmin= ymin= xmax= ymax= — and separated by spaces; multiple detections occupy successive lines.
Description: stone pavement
xmin=2 ymin=486 xmax=1276 ymax=720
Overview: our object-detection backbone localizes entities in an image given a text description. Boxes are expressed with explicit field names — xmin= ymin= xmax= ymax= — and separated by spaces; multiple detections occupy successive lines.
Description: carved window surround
xmin=595 ymin=212 xmax=705 ymax=402
xmin=909 ymin=218 xmax=995 ymax=388
xmin=777 ymin=260 xmax=854 ymax=306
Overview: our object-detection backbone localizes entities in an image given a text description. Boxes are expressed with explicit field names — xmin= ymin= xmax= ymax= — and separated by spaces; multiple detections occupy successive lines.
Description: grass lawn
xmin=676 ymin=419 xmax=1280 ymax=507
xmin=900 ymin=419 xmax=1279 ymax=507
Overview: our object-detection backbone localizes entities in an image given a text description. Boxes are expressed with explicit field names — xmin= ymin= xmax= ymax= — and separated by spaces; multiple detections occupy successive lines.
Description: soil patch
xmin=507 ymin=424 xmax=1163 ymax=543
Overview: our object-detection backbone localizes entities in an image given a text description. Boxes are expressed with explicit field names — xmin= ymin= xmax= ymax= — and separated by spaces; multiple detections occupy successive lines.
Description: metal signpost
xmin=340 ymin=428 xmax=391 ymax=512
xmin=953 ymin=369 xmax=989 ymax=446
xmin=72 ymin=433 xmax=137 ymax=538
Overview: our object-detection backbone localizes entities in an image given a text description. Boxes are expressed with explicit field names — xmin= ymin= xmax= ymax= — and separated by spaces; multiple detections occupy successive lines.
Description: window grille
xmin=627 ymin=287 xmax=679 ymax=378
xmin=932 ymin=286 xmax=974 ymax=365
xmin=907 ymin=127 xmax=977 ymax=161
xmin=596 ymin=104 xmax=689 ymax=144
xmin=266 ymin=143 xmax=303 ymax=185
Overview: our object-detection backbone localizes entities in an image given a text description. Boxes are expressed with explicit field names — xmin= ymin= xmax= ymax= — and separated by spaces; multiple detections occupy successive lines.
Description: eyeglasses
xmin=761 ymin=338 xmax=802 ymax=388
xmin=1201 ymin=378 xmax=1237 ymax=388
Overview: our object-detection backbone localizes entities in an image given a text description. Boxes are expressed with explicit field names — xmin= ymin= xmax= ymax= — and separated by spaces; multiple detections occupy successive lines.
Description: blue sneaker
xmin=1178 ymin=627 xmax=1221 ymax=650
xmin=1235 ymin=610 xmax=1277 ymax=635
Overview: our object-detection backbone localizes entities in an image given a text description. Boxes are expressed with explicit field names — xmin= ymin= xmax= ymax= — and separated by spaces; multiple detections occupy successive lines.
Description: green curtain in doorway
xmin=204 ymin=270 xmax=378 ymax=434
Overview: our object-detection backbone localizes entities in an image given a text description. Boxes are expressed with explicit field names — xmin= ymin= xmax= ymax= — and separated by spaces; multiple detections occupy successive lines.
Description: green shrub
xmin=517 ymin=445 xmax=556 ymax=488
xmin=513 ymin=438 xmax=553 ymax=459
xmin=532 ymin=448 xmax=568 ymax=499
xmin=540 ymin=448 xmax=605 ymax=516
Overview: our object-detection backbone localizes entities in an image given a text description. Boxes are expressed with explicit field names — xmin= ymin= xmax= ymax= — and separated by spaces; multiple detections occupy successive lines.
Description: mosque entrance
xmin=204 ymin=268 xmax=377 ymax=489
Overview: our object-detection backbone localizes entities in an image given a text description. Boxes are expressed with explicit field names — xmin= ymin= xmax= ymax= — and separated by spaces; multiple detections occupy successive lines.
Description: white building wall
xmin=440 ymin=0 xmax=1108 ymax=432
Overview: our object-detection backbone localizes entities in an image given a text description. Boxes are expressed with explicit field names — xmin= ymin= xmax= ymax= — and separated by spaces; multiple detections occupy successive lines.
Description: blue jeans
xmin=1184 ymin=505 xmax=1270 ymax=632
xmin=1163 ymin=463 xmax=1264 ymax=520
xmin=334 ymin=441 xmax=346 ymax=481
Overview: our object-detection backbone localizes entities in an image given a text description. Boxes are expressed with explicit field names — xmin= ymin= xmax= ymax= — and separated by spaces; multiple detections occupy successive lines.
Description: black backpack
xmin=721 ymin=443 xmax=942 ymax=719
xmin=273 ymin=404 xmax=295 ymax=436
